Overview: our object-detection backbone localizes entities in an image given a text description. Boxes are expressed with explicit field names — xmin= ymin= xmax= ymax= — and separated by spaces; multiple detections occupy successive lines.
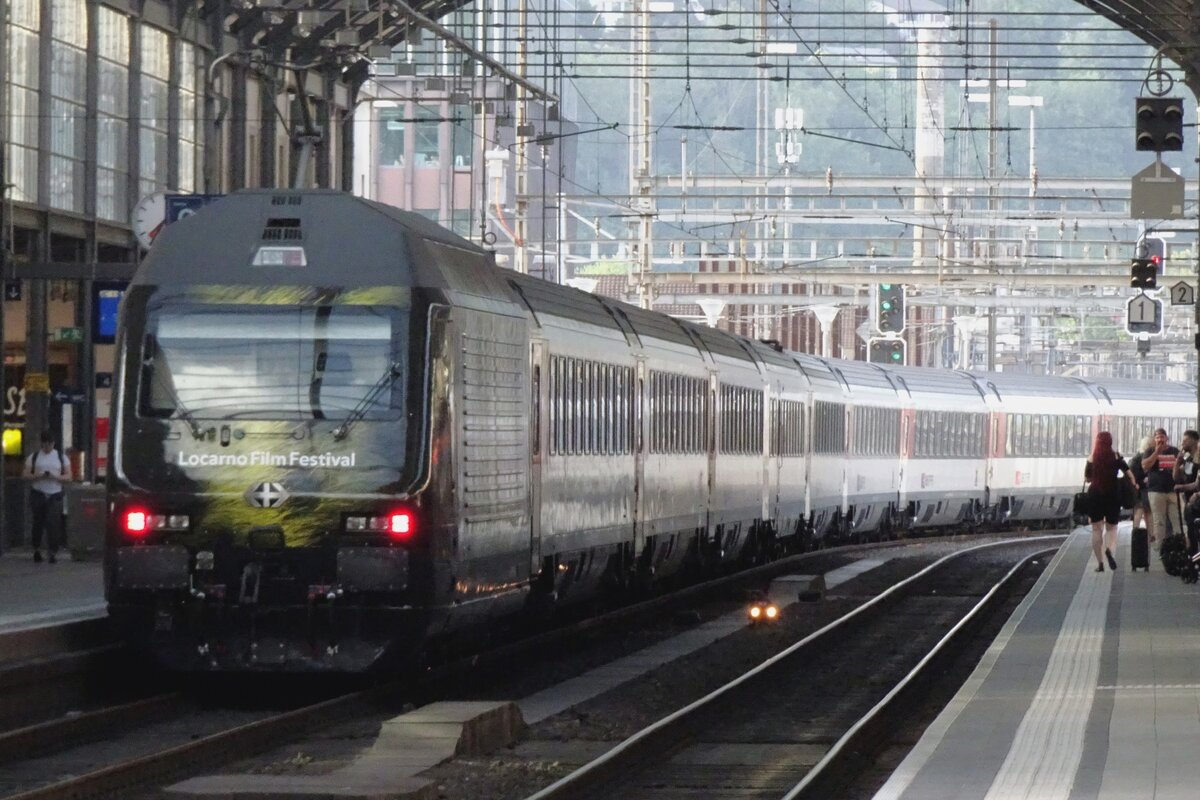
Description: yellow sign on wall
xmin=23 ymin=373 xmax=49 ymax=392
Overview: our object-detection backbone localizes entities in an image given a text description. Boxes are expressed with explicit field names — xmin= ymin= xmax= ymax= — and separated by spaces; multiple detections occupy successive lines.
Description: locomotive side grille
xmin=262 ymin=218 xmax=304 ymax=241
xmin=458 ymin=320 xmax=527 ymax=536
xmin=271 ymin=195 xmax=303 ymax=206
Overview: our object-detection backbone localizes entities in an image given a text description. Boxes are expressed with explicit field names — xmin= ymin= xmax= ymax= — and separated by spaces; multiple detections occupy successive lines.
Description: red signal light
xmin=124 ymin=510 xmax=148 ymax=535
xmin=389 ymin=511 xmax=413 ymax=538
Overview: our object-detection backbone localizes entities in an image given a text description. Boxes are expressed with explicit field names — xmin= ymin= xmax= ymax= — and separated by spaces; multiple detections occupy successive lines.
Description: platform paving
xmin=875 ymin=524 xmax=1200 ymax=800
xmin=0 ymin=549 xmax=105 ymax=634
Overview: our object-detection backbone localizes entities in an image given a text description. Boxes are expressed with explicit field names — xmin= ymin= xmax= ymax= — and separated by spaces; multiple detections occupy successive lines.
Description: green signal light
xmin=880 ymin=283 xmax=893 ymax=290
xmin=890 ymin=351 xmax=903 ymax=361
xmin=881 ymin=301 xmax=893 ymax=310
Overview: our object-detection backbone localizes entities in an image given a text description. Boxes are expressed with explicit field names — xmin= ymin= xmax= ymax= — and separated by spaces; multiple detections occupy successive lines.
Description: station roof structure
xmin=1081 ymin=1 xmax=1200 ymax=95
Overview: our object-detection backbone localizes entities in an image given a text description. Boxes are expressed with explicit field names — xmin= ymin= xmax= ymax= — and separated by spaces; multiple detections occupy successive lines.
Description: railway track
xmin=0 ymin=534 xmax=1057 ymax=799
xmin=522 ymin=538 xmax=1060 ymax=800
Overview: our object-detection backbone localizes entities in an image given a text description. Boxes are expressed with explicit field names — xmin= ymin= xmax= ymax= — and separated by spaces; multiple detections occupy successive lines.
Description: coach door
xmin=633 ymin=359 xmax=646 ymax=555
xmin=529 ymin=341 xmax=547 ymax=574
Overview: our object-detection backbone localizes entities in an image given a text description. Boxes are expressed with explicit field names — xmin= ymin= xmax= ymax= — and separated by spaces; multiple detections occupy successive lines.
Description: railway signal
xmin=1141 ymin=235 xmax=1166 ymax=272
xmin=1135 ymin=97 xmax=1185 ymax=152
xmin=868 ymin=337 xmax=906 ymax=365
xmin=1130 ymin=257 xmax=1158 ymax=290
xmin=875 ymin=283 xmax=906 ymax=334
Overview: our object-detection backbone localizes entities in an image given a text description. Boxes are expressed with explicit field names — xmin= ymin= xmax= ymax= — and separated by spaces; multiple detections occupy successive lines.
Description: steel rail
xmin=0 ymin=694 xmax=184 ymax=767
xmin=0 ymin=689 xmax=382 ymax=800
xmin=522 ymin=535 xmax=1066 ymax=800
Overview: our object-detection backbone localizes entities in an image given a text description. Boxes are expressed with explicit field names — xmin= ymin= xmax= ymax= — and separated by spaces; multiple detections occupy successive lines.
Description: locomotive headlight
xmin=147 ymin=514 xmax=189 ymax=530
xmin=343 ymin=512 xmax=415 ymax=538
xmin=748 ymin=601 xmax=779 ymax=623
xmin=124 ymin=510 xmax=148 ymax=535
xmin=123 ymin=510 xmax=189 ymax=536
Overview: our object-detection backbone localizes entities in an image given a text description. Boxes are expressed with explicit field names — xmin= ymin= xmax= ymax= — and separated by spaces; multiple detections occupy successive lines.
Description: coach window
xmin=618 ymin=368 xmax=626 ymax=454
xmin=583 ymin=362 xmax=592 ymax=455
xmin=597 ymin=365 xmax=606 ymax=455
xmin=608 ymin=365 xmax=617 ymax=455
xmin=590 ymin=362 xmax=600 ymax=454
xmin=532 ymin=365 xmax=541 ymax=456
xmin=574 ymin=359 xmax=584 ymax=455
xmin=656 ymin=373 xmax=666 ymax=452
xmin=580 ymin=362 xmax=589 ymax=455
xmin=671 ymin=375 xmax=680 ymax=453
xmin=572 ymin=359 xmax=582 ymax=455
xmin=635 ymin=375 xmax=644 ymax=453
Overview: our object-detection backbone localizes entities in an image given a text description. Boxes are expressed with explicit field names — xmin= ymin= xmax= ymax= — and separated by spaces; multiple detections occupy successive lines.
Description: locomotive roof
xmin=132 ymin=190 xmax=487 ymax=288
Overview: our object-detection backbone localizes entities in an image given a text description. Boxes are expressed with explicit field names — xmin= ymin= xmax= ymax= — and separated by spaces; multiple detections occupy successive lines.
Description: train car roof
xmin=133 ymin=190 xmax=487 ymax=288
xmin=875 ymin=362 xmax=987 ymax=400
xmin=823 ymin=359 xmax=903 ymax=395
xmin=1083 ymin=376 xmax=1197 ymax=403
xmin=961 ymin=371 xmax=1098 ymax=401
xmin=793 ymin=353 xmax=847 ymax=394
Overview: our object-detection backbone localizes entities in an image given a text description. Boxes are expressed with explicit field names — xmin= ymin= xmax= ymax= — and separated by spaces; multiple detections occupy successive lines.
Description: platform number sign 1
xmin=1171 ymin=281 xmax=1195 ymax=306
xmin=1126 ymin=292 xmax=1163 ymax=335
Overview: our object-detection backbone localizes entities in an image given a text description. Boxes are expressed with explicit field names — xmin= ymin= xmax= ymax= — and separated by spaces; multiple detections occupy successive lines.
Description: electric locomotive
xmin=105 ymin=190 xmax=533 ymax=671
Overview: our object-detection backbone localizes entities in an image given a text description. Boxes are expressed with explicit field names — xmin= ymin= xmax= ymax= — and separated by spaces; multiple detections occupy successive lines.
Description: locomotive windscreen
xmin=138 ymin=304 xmax=405 ymax=421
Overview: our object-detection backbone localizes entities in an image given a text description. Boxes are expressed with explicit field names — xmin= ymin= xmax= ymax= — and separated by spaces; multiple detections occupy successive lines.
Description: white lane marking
xmin=871 ymin=529 xmax=1077 ymax=800
xmin=982 ymin=551 xmax=1111 ymax=800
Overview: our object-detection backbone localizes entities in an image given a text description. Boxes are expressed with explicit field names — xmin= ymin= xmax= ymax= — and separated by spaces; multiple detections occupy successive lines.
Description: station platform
xmin=875 ymin=523 xmax=1200 ymax=800
xmin=0 ymin=549 xmax=105 ymax=635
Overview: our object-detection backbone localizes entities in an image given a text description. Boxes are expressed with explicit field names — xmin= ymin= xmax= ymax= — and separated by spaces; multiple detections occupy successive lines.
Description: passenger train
xmin=104 ymin=190 xmax=1195 ymax=672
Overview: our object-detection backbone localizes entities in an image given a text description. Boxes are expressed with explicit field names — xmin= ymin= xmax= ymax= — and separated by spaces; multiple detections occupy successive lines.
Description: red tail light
xmin=124 ymin=510 xmax=148 ymax=535
xmin=389 ymin=511 xmax=413 ymax=538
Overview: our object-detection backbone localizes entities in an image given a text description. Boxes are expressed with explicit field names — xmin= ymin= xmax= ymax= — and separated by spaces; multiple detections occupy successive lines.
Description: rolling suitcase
xmin=1131 ymin=526 xmax=1150 ymax=571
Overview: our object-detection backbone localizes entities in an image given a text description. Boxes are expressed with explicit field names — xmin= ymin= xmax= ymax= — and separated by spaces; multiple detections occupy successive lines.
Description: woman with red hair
xmin=1085 ymin=431 xmax=1136 ymax=572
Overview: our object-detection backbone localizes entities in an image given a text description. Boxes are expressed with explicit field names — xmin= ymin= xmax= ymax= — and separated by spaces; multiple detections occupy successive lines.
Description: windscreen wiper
xmin=150 ymin=369 xmax=206 ymax=439
xmin=143 ymin=336 xmax=206 ymax=438
xmin=332 ymin=362 xmax=403 ymax=441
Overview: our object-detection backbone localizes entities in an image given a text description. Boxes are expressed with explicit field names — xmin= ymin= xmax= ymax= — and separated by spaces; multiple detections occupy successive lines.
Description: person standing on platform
xmin=22 ymin=430 xmax=71 ymax=564
xmin=1172 ymin=430 xmax=1200 ymax=542
xmin=1085 ymin=431 xmax=1134 ymax=572
xmin=1142 ymin=428 xmax=1183 ymax=546
xmin=1130 ymin=434 xmax=1154 ymax=532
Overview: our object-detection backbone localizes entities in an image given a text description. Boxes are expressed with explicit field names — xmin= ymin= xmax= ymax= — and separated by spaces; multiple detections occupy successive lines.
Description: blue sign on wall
xmin=92 ymin=281 xmax=128 ymax=344
xmin=165 ymin=194 xmax=224 ymax=224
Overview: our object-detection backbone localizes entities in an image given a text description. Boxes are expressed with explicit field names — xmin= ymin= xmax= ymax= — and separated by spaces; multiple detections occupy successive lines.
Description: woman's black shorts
xmin=1088 ymin=492 xmax=1121 ymax=525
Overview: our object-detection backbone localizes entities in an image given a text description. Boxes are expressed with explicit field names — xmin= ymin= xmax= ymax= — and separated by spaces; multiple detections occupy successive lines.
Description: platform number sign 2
xmin=1170 ymin=281 xmax=1195 ymax=306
